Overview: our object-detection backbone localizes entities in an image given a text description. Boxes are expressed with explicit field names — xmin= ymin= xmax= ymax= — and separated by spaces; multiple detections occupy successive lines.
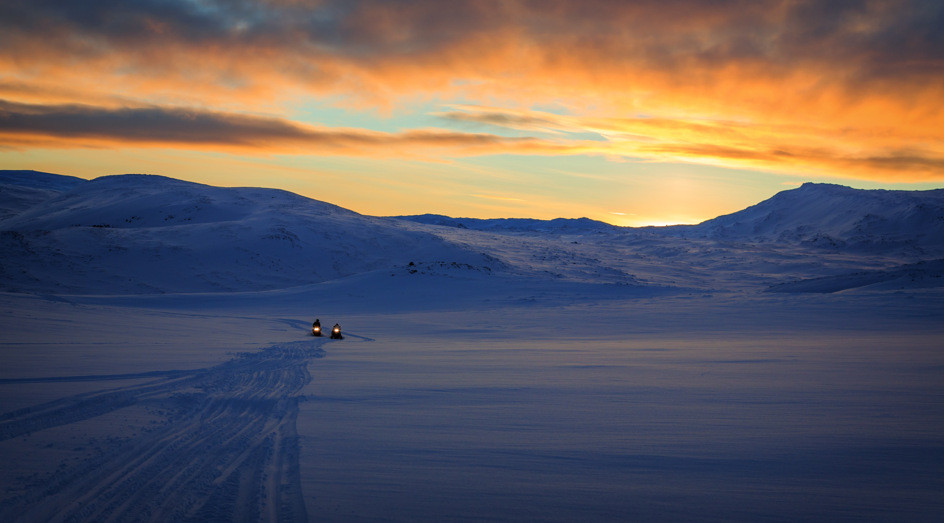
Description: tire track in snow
xmin=0 ymin=340 xmax=324 ymax=521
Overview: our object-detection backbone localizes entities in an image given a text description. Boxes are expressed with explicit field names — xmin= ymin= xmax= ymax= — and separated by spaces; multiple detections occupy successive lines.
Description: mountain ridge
xmin=2 ymin=171 xmax=943 ymax=295
xmin=0 ymin=172 xmax=498 ymax=294
xmin=688 ymin=182 xmax=944 ymax=244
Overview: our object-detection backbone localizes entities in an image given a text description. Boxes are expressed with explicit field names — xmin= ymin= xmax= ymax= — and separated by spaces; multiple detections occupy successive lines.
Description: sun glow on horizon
xmin=1 ymin=1 xmax=942 ymax=223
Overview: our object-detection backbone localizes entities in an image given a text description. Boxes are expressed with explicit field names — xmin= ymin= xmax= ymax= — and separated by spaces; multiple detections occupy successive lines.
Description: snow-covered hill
xmin=677 ymin=182 xmax=944 ymax=254
xmin=0 ymin=170 xmax=86 ymax=222
xmin=2 ymin=171 xmax=942 ymax=295
xmin=0 ymin=172 xmax=497 ymax=294
xmin=403 ymin=184 xmax=944 ymax=258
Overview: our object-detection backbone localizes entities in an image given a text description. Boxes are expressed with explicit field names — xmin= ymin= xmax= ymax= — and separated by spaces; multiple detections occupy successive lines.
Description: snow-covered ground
xmin=1 ymin=171 xmax=943 ymax=520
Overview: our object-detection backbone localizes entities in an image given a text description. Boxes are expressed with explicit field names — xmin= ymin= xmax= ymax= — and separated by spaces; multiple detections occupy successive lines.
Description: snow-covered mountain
xmin=677 ymin=182 xmax=944 ymax=254
xmin=0 ymin=170 xmax=86 ymax=222
xmin=403 ymin=182 xmax=944 ymax=257
xmin=0 ymin=172 xmax=497 ymax=294
xmin=2 ymin=171 xmax=942 ymax=295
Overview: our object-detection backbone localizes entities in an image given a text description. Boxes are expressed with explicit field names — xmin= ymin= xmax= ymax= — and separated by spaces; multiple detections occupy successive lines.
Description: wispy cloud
xmin=5 ymin=97 xmax=942 ymax=181
xmin=0 ymin=100 xmax=578 ymax=158
xmin=439 ymin=105 xmax=944 ymax=181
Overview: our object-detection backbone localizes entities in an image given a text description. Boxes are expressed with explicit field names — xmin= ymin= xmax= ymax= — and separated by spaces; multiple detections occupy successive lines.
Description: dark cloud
xmin=0 ymin=99 xmax=310 ymax=145
xmin=644 ymin=141 xmax=944 ymax=180
xmin=856 ymin=151 xmax=944 ymax=174
xmin=0 ymin=99 xmax=550 ymax=155
xmin=4 ymin=0 xmax=940 ymax=78
xmin=774 ymin=0 xmax=944 ymax=83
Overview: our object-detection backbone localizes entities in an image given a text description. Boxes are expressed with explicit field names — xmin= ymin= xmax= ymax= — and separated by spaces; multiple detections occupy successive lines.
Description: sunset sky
xmin=2 ymin=0 xmax=942 ymax=225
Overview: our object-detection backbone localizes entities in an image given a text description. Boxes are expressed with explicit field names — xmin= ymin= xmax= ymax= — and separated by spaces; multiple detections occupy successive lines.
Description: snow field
xmin=2 ymin=286 xmax=943 ymax=520
xmin=2 ymin=172 xmax=944 ymax=520
xmin=298 ymin=302 xmax=944 ymax=521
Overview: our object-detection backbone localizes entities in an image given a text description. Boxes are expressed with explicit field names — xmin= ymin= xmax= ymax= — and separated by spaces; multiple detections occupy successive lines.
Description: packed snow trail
xmin=0 ymin=340 xmax=324 ymax=521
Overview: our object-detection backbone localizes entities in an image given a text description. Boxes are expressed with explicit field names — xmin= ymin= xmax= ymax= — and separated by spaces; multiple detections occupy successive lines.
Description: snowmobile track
xmin=0 ymin=341 xmax=323 ymax=522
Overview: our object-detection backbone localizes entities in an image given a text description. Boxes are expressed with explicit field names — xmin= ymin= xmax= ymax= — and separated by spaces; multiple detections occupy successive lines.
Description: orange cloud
xmin=1 ymin=1 xmax=941 ymax=181
xmin=439 ymin=105 xmax=944 ymax=181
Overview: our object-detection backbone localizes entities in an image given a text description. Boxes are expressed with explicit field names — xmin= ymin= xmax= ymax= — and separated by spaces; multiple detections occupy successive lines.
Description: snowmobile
xmin=330 ymin=323 xmax=344 ymax=340
xmin=312 ymin=319 xmax=322 ymax=337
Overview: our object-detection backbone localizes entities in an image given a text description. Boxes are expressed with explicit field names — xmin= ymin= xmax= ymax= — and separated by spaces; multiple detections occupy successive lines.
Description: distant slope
xmin=0 ymin=170 xmax=87 ymax=192
xmin=1 ymin=173 xmax=356 ymax=230
xmin=0 ymin=173 xmax=499 ymax=294
xmin=0 ymin=170 xmax=87 ymax=222
xmin=3 ymin=171 xmax=942 ymax=296
xmin=678 ymin=183 xmax=944 ymax=254
xmin=396 ymin=214 xmax=617 ymax=234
